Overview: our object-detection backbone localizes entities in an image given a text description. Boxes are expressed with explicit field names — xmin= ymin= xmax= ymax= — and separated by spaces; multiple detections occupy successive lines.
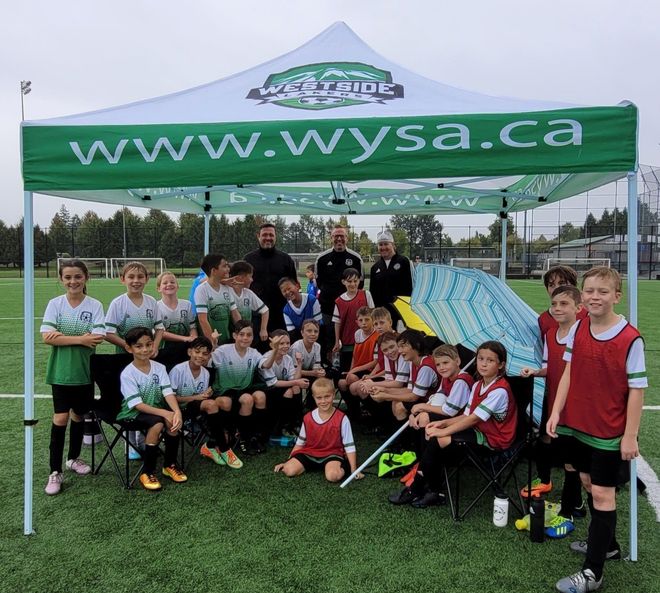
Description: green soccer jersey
xmin=194 ymin=281 xmax=237 ymax=344
xmin=105 ymin=294 xmax=164 ymax=353
xmin=211 ymin=344 xmax=262 ymax=395
xmin=117 ymin=361 xmax=173 ymax=421
xmin=41 ymin=295 xmax=105 ymax=385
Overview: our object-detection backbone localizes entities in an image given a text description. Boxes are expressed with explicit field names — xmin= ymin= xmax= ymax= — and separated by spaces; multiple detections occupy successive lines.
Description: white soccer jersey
xmin=157 ymin=299 xmax=196 ymax=337
xmin=105 ymin=293 xmax=164 ymax=338
xmin=118 ymin=360 xmax=173 ymax=421
xmin=194 ymin=281 xmax=238 ymax=342
xmin=210 ymin=344 xmax=262 ymax=394
xmin=259 ymin=353 xmax=297 ymax=387
xmin=230 ymin=287 xmax=268 ymax=322
xmin=169 ymin=361 xmax=210 ymax=397
xmin=289 ymin=340 xmax=322 ymax=371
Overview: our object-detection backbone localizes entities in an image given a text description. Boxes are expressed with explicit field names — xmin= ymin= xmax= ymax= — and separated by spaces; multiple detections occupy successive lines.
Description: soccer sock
xmin=344 ymin=394 xmax=361 ymax=421
xmin=253 ymin=408 xmax=268 ymax=441
xmin=586 ymin=492 xmax=619 ymax=553
xmin=142 ymin=444 xmax=158 ymax=475
xmin=535 ymin=440 xmax=552 ymax=485
xmin=559 ymin=470 xmax=581 ymax=519
xmin=583 ymin=508 xmax=616 ymax=580
xmin=237 ymin=414 xmax=251 ymax=442
xmin=49 ymin=423 xmax=67 ymax=473
xmin=163 ymin=434 xmax=179 ymax=467
xmin=417 ymin=438 xmax=443 ymax=493
xmin=280 ymin=397 xmax=294 ymax=432
xmin=206 ymin=412 xmax=228 ymax=451
xmin=67 ymin=419 xmax=85 ymax=461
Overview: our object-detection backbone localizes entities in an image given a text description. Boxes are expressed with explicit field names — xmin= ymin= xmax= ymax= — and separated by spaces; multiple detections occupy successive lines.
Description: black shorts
xmin=291 ymin=453 xmax=350 ymax=474
xmin=51 ymin=384 xmax=94 ymax=415
xmin=567 ymin=437 xmax=629 ymax=487
xmin=131 ymin=412 xmax=166 ymax=430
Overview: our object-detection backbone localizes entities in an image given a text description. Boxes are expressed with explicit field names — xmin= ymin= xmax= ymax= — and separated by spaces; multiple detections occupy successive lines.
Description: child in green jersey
xmin=41 ymin=259 xmax=105 ymax=495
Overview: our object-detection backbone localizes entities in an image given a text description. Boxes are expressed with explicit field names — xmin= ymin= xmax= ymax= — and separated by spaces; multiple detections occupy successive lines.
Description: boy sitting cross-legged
xmin=274 ymin=378 xmax=363 ymax=483
xmin=169 ymin=336 xmax=242 ymax=469
xmin=117 ymin=327 xmax=187 ymax=491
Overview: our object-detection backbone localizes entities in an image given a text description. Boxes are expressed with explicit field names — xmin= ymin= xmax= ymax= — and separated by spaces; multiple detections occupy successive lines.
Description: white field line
xmin=0 ymin=317 xmax=43 ymax=320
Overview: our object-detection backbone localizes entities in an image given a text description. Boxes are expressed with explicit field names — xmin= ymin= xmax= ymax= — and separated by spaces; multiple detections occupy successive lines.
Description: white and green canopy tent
xmin=21 ymin=21 xmax=641 ymax=546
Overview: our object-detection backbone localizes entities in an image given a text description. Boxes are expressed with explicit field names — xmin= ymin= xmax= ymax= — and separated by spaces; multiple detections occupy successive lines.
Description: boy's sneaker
xmin=200 ymin=443 xmax=226 ymax=466
xmin=388 ymin=487 xmax=417 ymax=505
xmin=45 ymin=471 xmax=63 ymax=495
xmin=220 ymin=448 xmax=243 ymax=469
xmin=545 ymin=515 xmax=575 ymax=539
xmin=65 ymin=458 xmax=92 ymax=475
xmin=162 ymin=464 xmax=188 ymax=483
xmin=520 ymin=478 xmax=552 ymax=498
xmin=555 ymin=569 xmax=602 ymax=593
xmin=411 ymin=491 xmax=446 ymax=509
xmin=139 ymin=473 xmax=162 ymax=491
xmin=237 ymin=440 xmax=249 ymax=456
xmin=569 ymin=540 xmax=621 ymax=560
xmin=573 ymin=500 xmax=587 ymax=518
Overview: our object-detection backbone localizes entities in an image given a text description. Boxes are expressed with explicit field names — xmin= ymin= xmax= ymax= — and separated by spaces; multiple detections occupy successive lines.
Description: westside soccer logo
xmin=247 ymin=62 xmax=404 ymax=110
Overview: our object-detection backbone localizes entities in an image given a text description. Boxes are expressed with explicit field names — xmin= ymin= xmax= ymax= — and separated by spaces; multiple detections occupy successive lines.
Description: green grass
xmin=1 ymin=278 xmax=659 ymax=593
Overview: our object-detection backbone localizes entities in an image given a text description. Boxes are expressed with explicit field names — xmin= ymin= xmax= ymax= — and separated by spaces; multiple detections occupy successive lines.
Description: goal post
xmin=543 ymin=257 xmax=611 ymax=276
xmin=110 ymin=258 xmax=166 ymax=279
xmin=450 ymin=257 xmax=502 ymax=276
xmin=57 ymin=257 xmax=109 ymax=279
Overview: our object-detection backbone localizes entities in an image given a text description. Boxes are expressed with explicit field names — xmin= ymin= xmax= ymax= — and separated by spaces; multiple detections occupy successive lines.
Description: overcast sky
xmin=2 ymin=0 xmax=658 ymax=239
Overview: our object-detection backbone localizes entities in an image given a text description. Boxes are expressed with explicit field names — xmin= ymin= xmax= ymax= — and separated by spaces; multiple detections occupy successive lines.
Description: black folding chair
xmin=443 ymin=376 xmax=536 ymax=521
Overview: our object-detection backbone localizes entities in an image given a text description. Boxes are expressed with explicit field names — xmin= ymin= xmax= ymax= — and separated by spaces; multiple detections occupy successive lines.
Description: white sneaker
xmin=556 ymin=569 xmax=603 ymax=593
xmin=65 ymin=458 xmax=92 ymax=475
xmin=45 ymin=471 xmax=63 ymax=495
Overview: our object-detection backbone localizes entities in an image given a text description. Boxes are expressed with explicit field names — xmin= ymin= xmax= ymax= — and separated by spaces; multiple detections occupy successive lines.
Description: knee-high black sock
xmin=559 ymin=470 xmax=581 ymax=519
xmin=163 ymin=434 xmax=179 ymax=467
xmin=586 ymin=492 xmax=619 ymax=553
xmin=344 ymin=394 xmax=361 ymax=421
xmin=67 ymin=419 xmax=85 ymax=461
xmin=281 ymin=397 xmax=295 ymax=432
xmin=253 ymin=408 xmax=268 ymax=441
xmin=535 ymin=440 xmax=553 ymax=484
xmin=206 ymin=412 xmax=228 ymax=451
xmin=142 ymin=444 xmax=159 ymax=474
xmin=49 ymin=423 xmax=67 ymax=473
xmin=237 ymin=414 xmax=252 ymax=441
xmin=417 ymin=438 xmax=444 ymax=493
xmin=584 ymin=509 xmax=616 ymax=580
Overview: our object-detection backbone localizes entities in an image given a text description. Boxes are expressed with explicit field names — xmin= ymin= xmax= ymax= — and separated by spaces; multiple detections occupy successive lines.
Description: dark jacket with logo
xmin=369 ymin=252 xmax=413 ymax=307
xmin=315 ymin=248 xmax=363 ymax=315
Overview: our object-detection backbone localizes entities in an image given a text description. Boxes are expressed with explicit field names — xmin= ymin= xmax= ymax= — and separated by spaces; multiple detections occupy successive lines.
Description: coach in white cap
xmin=369 ymin=229 xmax=413 ymax=310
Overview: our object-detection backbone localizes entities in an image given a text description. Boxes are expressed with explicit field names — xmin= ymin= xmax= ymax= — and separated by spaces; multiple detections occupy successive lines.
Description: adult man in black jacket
xmin=245 ymin=223 xmax=297 ymax=334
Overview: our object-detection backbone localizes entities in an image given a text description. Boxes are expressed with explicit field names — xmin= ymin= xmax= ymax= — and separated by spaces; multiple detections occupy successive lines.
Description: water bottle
xmin=493 ymin=496 xmax=509 ymax=527
xmin=83 ymin=413 xmax=102 ymax=446
xmin=530 ymin=497 xmax=545 ymax=542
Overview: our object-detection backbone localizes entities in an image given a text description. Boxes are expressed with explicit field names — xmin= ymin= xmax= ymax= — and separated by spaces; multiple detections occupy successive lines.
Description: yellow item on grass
xmin=514 ymin=501 xmax=561 ymax=530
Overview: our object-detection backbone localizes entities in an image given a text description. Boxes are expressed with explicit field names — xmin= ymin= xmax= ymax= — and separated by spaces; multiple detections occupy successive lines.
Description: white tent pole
xmin=627 ymin=170 xmax=638 ymax=561
xmin=203 ymin=212 xmax=210 ymax=255
xmin=23 ymin=190 xmax=35 ymax=536
xmin=499 ymin=213 xmax=507 ymax=283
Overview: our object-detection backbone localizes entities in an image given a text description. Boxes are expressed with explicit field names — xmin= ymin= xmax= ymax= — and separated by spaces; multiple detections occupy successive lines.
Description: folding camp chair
xmin=89 ymin=353 xmax=172 ymax=489
xmin=443 ymin=376 xmax=536 ymax=521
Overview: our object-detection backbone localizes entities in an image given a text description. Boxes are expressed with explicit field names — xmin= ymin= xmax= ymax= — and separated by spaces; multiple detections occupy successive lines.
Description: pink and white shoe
xmin=45 ymin=471 xmax=63 ymax=495
xmin=65 ymin=458 xmax=92 ymax=475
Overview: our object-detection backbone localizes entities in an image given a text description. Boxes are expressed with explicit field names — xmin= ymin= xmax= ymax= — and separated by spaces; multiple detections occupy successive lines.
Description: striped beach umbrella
xmin=410 ymin=264 xmax=545 ymax=423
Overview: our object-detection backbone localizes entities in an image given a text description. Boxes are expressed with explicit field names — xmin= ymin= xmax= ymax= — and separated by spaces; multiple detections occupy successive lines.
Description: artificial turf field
xmin=1 ymin=277 xmax=658 ymax=593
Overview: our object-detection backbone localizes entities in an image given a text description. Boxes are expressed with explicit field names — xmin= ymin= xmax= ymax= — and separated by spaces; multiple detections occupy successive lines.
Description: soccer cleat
xmin=411 ymin=491 xmax=446 ymax=509
xmin=200 ymin=443 xmax=226 ymax=466
xmin=545 ymin=515 xmax=575 ymax=539
xmin=45 ymin=471 xmax=63 ymax=495
xmin=555 ymin=569 xmax=602 ymax=593
xmin=520 ymin=478 xmax=552 ymax=498
xmin=221 ymin=448 xmax=244 ymax=469
xmin=388 ymin=487 xmax=417 ymax=505
xmin=162 ymin=464 xmax=188 ymax=483
xmin=237 ymin=440 xmax=249 ymax=456
xmin=569 ymin=540 xmax=621 ymax=560
xmin=139 ymin=473 xmax=162 ymax=491
xmin=65 ymin=458 xmax=92 ymax=475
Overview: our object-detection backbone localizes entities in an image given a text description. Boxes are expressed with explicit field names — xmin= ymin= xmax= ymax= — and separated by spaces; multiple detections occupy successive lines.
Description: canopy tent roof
xmin=21 ymin=22 xmax=637 ymax=215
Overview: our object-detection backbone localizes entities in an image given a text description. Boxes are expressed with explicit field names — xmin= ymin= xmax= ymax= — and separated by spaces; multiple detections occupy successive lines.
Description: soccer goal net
xmin=57 ymin=258 xmax=110 ymax=279
xmin=450 ymin=257 xmax=502 ymax=276
xmin=543 ymin=258 xmax=611 ymax=276
xmin=110 ymin=258 xmax=166 ymax=279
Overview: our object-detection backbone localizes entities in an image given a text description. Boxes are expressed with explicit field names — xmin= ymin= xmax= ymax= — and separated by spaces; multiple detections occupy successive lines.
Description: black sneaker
xmin=569 ymin=540 xmax=621 ymax=560
xmin=388 ymin=487 xmax=417 ymax=505
xmin=237 ymin=440 xmax=249 ymax=456
xmin=411 ymin=491 xmax=446 ymax=508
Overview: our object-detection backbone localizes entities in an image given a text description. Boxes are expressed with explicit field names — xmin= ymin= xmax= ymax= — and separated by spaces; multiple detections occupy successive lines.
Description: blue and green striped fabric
xmin=411 ymin=264 xmax=544 ymax=424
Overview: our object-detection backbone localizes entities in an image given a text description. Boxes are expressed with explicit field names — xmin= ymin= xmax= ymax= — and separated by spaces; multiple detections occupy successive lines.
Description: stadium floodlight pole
xmin=627 ymin=169 xmax=639 ymax=561
xmin=23 ymin=190 xmax=36 ymax=535
xmin=341 ymin=356 xmax=477 ymax=489
xmin=20 ymin=80 xmax=31 ymax=121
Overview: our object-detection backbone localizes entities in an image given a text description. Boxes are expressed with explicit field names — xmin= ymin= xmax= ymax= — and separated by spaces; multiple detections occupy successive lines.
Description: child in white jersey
xmin=156 ymin=271 xmax=197 ymax=350
xmin=42 ymin=259 xmax=105 ymax=495
xmin=229 ymin=261 xmax=269 ymax=343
